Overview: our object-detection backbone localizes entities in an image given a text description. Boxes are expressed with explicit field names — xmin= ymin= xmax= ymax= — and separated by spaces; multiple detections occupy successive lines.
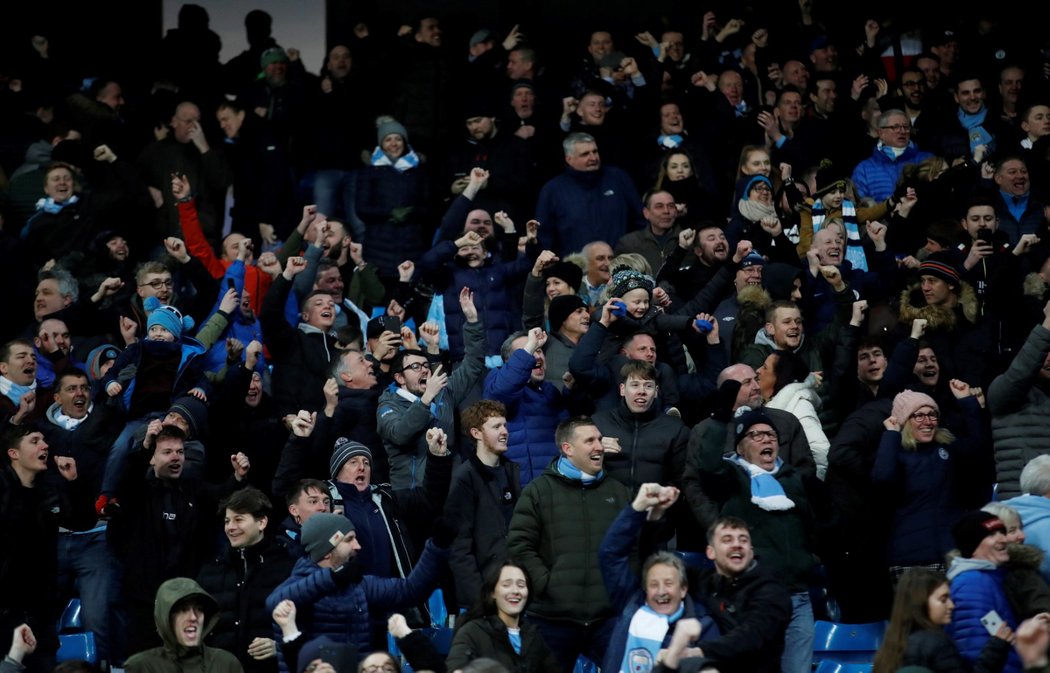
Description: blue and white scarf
xmin=370 ymin=147 xmax=421 ymax=172
xmin=0 ymin=376 xmax=37 ymax=408
xmin=620 ymin=604 xmax=685 ymax=673
xmin=726 ymin=454 xmax=795 ymax=511
xmin=34 ymin=194 xmax=79 ymax=214
xmin=811 ymin=199 xmax=867 ymax=271
xmin=657 ymin=134 xmax=684 ymax=149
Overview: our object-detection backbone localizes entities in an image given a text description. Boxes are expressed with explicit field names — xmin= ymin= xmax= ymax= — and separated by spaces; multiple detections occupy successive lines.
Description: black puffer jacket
xmin=197 ymin=536 xmax=296 ymax=673
xmin=902 ymin=628 xmax=1010 ymax=673
xmin=592 ymin=399 xmax=689 ymax=491
xmin=446 ymin=615 xmax=559 ymax=673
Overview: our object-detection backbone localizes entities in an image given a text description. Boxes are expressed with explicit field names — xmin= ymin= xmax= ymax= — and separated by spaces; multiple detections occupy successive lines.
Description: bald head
xmin=718 ymin=363 xmax=762 ymax=410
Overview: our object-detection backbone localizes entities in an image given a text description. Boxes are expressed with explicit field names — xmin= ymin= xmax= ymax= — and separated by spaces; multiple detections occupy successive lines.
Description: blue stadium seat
xmin=673 ymin=550 xmax=712 ymax=571
xmin=59 ymin=598 xmax=83 ymax=631
xmin=812 ymin=620 xmax=887 ymax=665
xmin=815 ymin=661 xmax=874 ymax=673
xmin=573 ymin=655 xmax=598 ymax=673
xmin=428 ymin=589 xmax=448 ymax=628
xmin=56 ymin=600 xmax=96 ymax=664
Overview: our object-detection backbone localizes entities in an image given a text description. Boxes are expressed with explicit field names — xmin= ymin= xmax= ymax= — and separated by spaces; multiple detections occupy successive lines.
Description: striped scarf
xmin=811 ymin=199 xmax=867 ymax=271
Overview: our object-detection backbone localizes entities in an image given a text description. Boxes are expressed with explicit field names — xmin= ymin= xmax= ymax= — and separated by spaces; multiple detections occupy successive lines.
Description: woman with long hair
xmin=759 ymin=350 xmax=829 ymax=479
xmin=445 ymin=563 xmax=558 ymax=673
xmin=653 ymin=149 xmax=717 ymax=223
xmin=872 ymin=567 xmax=1013 ymax=673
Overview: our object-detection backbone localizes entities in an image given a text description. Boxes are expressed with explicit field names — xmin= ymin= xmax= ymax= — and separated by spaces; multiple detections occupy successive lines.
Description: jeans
xmin=782 ymin=591 xmax=815 ymax=673
xmin=311 ymin=169 xmax=366 ymax=240
xmin=528 ymin=615 xmax=614 ymax=673
xmin=56 ymin=528 xmax=125 ymax=665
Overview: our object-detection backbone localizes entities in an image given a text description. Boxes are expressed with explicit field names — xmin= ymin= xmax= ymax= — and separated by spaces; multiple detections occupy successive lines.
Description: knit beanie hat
xmin=739 ymin=251 xmax=765 ymax=269
xmin=330 ymin=438 xmax=372 ymax=479
xmin=735 ymin=408 xmax=777 ymax=445
xmin=548 ymin=294 xmax=587 ymax=334
xmin=813 ymin=159 xmax=848 ymax=198
xmin=542 ymin=261 xmax=583 ymax=292
xmin=301 ymin=513 xmax=355 ymax=562
xmin=376 ymin=117 xmax=409 ymax=148
xmin=610 ymin=266 xmax=654 ymax=299
xmin=743 ymin=175 xmax=774 ymax=197
xmin=297 ymin=637 xmax=353 ymax=673
xmin=167 ymin=395 xmax=208 ymax=439
xmin=952 ymin=510 xmax=1006 ymax=558
xmin=144 ymin=296 xmax=194 ymax=340
xmin=85 ymin=344 xmax=120 ymax=383
xmin=918 ymin=252 xmax=961 ymax=288
xmin=260 ymin=47 xmax=289 ymax=68
xmin=891 ymin=390 xmax=938 ymax=423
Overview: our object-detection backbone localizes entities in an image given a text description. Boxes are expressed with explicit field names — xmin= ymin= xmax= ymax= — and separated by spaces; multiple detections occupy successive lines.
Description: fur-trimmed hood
xmin=1024 ymin=272 xmax=1048 ymax=299
xmin=1007 ymin=542 xmax=1046 ymax=571
xmin=897 ymin=281 xmax=978 ymax=331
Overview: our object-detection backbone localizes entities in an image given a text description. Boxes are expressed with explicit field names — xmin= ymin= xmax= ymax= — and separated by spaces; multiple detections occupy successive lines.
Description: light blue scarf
xmin=657 ymin=134 xmax=684 ymax=149
xmin=0 ymin=376 xmax=37 ymax=408
xmin=556 ymin=456 xmax=602 ymax=483
xmin=958 ymin=107 xmax=995 ymax=155
xmin=810 ymin=199 xmax=867 ymax=271
xmin=726 ymin=454 xmax=795 ymax=511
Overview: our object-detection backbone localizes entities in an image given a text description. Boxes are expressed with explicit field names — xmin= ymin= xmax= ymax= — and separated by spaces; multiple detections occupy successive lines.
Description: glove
xmin=430 ymin=515 xmax=459 ymax=549
xmin=116 ymin=364 xmax=138 ymax=385
xmin=711 ymin=379 xmax=742 ymax=423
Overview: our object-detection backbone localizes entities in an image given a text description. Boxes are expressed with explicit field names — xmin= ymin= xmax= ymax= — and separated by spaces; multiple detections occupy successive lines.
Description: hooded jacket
xmin=125 ymin=577 xmax=242 ymax=673
xmin=989 ymin=323 xmax=1050 ymax=499
xmin=766 ymin=380 xmax=830 ymax=479
xmin=1002 ymin=495 xmax=1050 ymax=584
xmin=896 ymin=281 xmax=995 ymax=386
xmin=945 ymin=557 xmax=1022 ymax=673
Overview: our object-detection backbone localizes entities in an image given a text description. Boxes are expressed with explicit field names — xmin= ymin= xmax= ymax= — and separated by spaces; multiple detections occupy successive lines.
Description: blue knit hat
xmin=144 ymin=296 xmax=194 ymax=339
xmin=743 ymin=175 xmax=774 ymax=197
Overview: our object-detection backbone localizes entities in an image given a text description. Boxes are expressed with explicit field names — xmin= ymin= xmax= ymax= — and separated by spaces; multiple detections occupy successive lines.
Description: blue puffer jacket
xmin=850 ymin=142 xmax=933 ymax=202
xmin=484 ymin=349 xmax=569 ymax=487
xmin=945 ymin=557 xmax=1022 ymax=673
xmin=599 ymin=507 xmax=719 ymax=673
xmin=417 ymin=240 xmax=536 ymax=360
xmin=265 ymin=540 xmax=448 ymax=668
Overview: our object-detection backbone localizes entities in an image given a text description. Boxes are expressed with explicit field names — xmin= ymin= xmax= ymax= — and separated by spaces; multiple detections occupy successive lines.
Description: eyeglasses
xmin=881 ymin=124 xmax=912 ymax=132
xmin=743 ymin=429 xmax=777 ymax=441
xmin=751 ymin=184 xmax=772 ymax=193
xmin=901 ymin=80 xmax=925 ymax=88
xmin=401 ymin=362 xmax=430 ymax=373
xmin=141 ymin=279 xmax=174 ymax=289
xmin=910 ymin=411 xmax=939 ymax=422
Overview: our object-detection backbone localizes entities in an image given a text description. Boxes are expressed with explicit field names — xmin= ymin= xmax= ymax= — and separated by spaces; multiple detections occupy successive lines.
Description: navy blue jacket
xmin=535 ymin=165 xmax=644 ymax=256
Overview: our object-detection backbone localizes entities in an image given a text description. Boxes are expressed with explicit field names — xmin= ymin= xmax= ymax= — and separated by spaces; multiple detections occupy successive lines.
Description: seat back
xmin=59 ymin=598 xmax=83 ymax=632
xmin=57 ymin=633 xmax=97 ymax=664
xmin=812 ymin=620 xmax=887 ymax=664
xmin=815 ymin=661 xmax=874 ymax=673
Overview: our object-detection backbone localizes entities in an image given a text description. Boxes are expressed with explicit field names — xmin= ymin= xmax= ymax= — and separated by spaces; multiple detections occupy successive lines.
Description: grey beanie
xmin=301 ymin=513 xmax=355 ymax=562
xmin=330 ymin=438 xmax=372 ymax=479
xmin=376 ymin=117 xmax=409 ymax=148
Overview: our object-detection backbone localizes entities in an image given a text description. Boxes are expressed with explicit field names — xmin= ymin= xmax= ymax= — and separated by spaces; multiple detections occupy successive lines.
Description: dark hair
xmin=390 ymin=349 xmax=427 ymax=374
xmin=768 ymin=349 xmax=810 ymax=398
xmin=458 ymin=562 xmax=533 ymax=629
xmin=642 ymin=189 xmax=673 ymax=210
xmin=619 ymin=359 xmax=657 ymax=383
xmin=856 ymin=334 xmax=887 ymax=355
xmin=156 ymin=425 xmax=187 ymax=444
xmin=220 ymin=486 xmax=271 ymax=518
xmin=555 ymin=416 xmax=596 ymax=447
xmin=55 ymin=368 xmax=89 ymax=390
xmin=2 ymin=424 xmax=35 ymax=455
xmin=1 ymin=339 xmax=35 ymax=364
xmin=654 ymin=148 xmax=698 ymax=191
xmin=706 ymin=515 xmax=750 ymax=544
xmin=286 ymin=478 xmax=330 ymax=508
xmin=872 ymin=568 xmax=948 ymax=673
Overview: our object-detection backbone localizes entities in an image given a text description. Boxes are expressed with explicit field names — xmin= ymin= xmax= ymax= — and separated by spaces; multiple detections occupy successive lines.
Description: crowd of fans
xmin=8 ymin=4 xmax=1050 ymax=673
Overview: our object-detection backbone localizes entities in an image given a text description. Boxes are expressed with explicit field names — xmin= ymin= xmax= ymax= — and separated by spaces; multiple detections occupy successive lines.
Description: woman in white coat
xmin=759 ymin=349 xmax=830 ymax=479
